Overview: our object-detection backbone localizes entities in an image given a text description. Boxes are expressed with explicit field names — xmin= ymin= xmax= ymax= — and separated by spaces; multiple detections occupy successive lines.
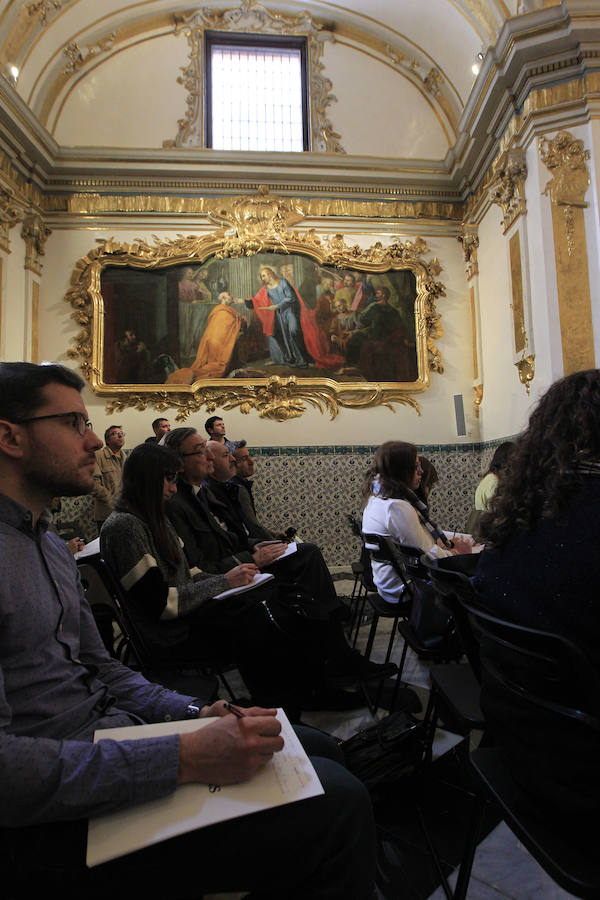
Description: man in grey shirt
xmin=0 ymin=361 xmax=375 ymax=899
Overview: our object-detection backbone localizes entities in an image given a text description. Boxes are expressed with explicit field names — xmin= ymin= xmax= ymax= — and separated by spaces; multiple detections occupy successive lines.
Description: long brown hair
xmin=479 ymin=369 xmax=600 ymax=547
xmin=361 ymin=441 xmax=418 ymax=505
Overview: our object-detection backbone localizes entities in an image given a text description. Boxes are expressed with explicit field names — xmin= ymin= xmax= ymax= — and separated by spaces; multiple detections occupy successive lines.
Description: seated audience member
xmin=92 ymin=423 xmax=126 ymax=529
xmin=0 ymin=361 xmax=376 ymax=899
xmin=163 ymin=428 xmax=393 ymax=679
xmin=100 ymin=444 xmax=307 ymax=709
xmin=231 ymin=440 xmax=295 ymax=541
xmin=165 ymin=429 xmax=347 ymax=619
xmin=414 ymin=455 xmax=438 ymax=509
xmin=362 ymin=441 xmax=473 ymax=604
xmin=145 ymin=416 xmax=170 ymax=443
xmin=230 ymin=440 xmax=264 ymax=531
xmin=205 ymin=438 xmax=359 ymax=621
xmin=474 ymin=369 xmax=600 ymax=815
xmin=467 ymin=441 xmax=515 ymax=536
xmin=205 ymin=414 xmax=236 ymax=453
xmin=475 ymin=440 xmax=515 ymax=512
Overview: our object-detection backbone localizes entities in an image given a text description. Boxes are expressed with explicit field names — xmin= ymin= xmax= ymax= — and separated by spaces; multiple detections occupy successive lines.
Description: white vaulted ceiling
xmin=0 ymin=0 xmax=517 ymax=159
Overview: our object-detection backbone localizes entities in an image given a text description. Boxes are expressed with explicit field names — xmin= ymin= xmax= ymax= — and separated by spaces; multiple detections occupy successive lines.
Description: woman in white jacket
xmin=361 ymin=441 xmax=473 ymax=604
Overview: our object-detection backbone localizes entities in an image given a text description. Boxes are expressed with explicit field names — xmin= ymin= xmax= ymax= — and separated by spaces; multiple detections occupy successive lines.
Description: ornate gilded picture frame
xmin=65 ymin=190 xmax=446 ymax=421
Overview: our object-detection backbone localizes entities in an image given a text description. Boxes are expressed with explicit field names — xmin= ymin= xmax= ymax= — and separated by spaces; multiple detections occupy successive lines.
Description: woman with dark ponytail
xmin=362 ymin=441 xmax=473 ymax=604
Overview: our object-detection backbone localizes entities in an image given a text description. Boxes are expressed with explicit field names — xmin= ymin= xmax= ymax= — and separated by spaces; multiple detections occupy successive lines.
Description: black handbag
xmin=340 ymin=711 xmax=427 ymax=791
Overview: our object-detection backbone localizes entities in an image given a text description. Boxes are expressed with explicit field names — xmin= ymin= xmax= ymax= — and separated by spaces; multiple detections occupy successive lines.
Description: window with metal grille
xmin=205 ymin=33 xmax=309 ymax=151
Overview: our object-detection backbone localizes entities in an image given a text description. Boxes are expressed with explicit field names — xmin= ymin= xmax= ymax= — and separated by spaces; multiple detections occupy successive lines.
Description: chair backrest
xmin=77 ymin=556 xmax=155 ymax=672
xmin=362 ymin=533 xmax=411 ymax=584
xmin=420 ymin=553 xmax=483 ymax=679
xmin=77 ymin=559 xmax=131 ymax=660
xmin=393 ymin=542 xmax=429 ymax=580
xmin=459 ymin=594 xmax=600 ymax=732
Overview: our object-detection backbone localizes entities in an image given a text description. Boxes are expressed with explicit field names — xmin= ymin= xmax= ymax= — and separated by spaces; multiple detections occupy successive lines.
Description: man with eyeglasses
xmin=0 ymin=361 xmax=377 ymax=899
xmin=92 ymin=424 xmax=126 ymax=528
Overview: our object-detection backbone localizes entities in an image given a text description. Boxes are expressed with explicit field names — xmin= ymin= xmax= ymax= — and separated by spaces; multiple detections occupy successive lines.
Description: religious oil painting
xmin=101 ymin=254 xmax=419 ymax=387
xmin=65 ymin=203 xmax=446 ymax=420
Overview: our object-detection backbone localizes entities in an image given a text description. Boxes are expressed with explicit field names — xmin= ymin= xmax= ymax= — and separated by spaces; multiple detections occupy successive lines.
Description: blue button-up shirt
xmin=0 ymin=493 xmax=203 ymax=826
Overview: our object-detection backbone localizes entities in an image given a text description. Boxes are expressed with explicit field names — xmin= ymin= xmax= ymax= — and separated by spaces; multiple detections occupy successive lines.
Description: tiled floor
xmin=208 ymin=576 xmax=578 ymax=900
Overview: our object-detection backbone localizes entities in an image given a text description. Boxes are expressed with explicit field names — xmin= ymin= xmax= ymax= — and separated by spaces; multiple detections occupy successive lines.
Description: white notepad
xmin=86 ymin=708 xmax=323 ymax=867
xmin=213 ymin=571 xmax=274 ymax=599
xmin=74 ymin=537 xmax=100 ymax=560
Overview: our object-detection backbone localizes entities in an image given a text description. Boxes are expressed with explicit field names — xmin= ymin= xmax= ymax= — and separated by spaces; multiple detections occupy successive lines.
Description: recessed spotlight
xmin=472 ymin=64 xmax=480 ymax=76
xmin=477 ymin=51 xmax=485 ymax=61
xmin=5 ymin=64 xmax=19 ymax=84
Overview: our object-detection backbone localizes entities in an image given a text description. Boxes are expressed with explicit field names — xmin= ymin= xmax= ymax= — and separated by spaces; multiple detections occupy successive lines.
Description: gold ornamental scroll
xmin=0 ymin=256 xmax=3 ymax=350
xmin=31 ymin=280 xmax=40 ymax=363
xmin=469 ymin=285 xmax=478 ymax=381
xmin=539 ymin=131 xmax=594 ymax=375
xmin=508 ymin=231 xmax=526 ymax=356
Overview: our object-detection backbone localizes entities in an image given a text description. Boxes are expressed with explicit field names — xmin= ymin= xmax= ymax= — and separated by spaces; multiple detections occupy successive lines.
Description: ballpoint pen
xmin=223 ymin=701 xmax=247 ymax=718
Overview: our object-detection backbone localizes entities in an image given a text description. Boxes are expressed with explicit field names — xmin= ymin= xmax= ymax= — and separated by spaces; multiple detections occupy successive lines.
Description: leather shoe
xmin=328 ymin=650 xmax=398 ymax=681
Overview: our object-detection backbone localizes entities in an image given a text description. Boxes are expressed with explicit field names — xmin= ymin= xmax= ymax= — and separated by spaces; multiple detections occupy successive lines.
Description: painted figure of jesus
xmin=246 ymin=267 xmax=312 ymax=368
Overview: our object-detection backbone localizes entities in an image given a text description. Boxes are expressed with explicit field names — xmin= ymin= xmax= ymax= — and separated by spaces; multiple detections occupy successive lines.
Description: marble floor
xmin=207 ymin=576 xmax=578 ymax=900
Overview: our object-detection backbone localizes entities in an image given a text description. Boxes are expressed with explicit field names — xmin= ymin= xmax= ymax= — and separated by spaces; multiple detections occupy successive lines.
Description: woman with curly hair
xmin=361 ymin=441 xmax=473 ymax=604
xmin=474 ymin=368 xmax=600 ymax=813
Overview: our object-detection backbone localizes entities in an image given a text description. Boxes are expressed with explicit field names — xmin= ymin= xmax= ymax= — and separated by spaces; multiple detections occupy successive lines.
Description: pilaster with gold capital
xmin=488 ymin=149 xmax=527 ymax=235
xmin=21 ymin=214 xmax=52 ymax=276
xmin=458 ymin=223 xmax=483 ymax=421
xmin=0 ymin=186 xmax=25 ymax=254
xmin=538 ymin=129 xmax=594 ymax=377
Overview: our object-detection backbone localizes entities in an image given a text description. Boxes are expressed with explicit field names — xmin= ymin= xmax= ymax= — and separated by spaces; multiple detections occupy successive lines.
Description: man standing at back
xmin=145 ymin=416 xmax=170 ymax=443
xmin=0 ymin=361 xmax=376 ymax=899
xmin=92 ymin=423 xmax=126 ymax=528
xmin=205 ymin=414 xmax=237 ymax=453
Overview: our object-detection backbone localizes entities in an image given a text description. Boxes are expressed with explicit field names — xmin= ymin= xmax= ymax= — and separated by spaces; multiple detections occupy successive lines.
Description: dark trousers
xmin=5 ymin=726 xmax=376 ymax=899
xmin=266 ymin=541 xmax=341 ymax=614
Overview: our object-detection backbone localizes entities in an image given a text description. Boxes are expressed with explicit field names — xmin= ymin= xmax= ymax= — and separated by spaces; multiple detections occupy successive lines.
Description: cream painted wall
xmin=476 ymin=204 xmax=534 ymax=440
xmin=0 ymin=232 xmax=27 ymax=362
xmin=322 ymin=43 xmax=450 ymax=158
xmin=21 ymin=223 xmax=475 ymax=450
xmin=52 ymin=34 xmax=186 ymax=147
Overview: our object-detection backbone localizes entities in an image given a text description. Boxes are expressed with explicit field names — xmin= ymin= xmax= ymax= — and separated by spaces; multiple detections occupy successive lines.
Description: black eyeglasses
xmin=13 ymin=411 xmax=93 ymax=437
xmin=181 ymin=448 xmax=207 ymax=457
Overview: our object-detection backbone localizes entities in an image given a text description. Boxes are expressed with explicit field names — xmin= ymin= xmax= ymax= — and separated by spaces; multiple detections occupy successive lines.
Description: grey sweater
xmin=100 ymin=510 xmax=229 ymax=621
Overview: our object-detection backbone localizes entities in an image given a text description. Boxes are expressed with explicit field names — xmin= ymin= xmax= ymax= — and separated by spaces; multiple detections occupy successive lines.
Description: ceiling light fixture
xmin=5 ymin=64 xmax=19 ymax=84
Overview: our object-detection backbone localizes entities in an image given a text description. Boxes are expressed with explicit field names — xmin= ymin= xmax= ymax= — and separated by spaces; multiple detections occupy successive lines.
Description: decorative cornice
xmin=59 ymin=192 xmax=464 ymax=221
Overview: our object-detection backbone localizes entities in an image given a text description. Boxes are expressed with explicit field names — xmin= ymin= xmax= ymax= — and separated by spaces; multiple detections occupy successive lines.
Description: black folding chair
xmin=419 ymin=553 xmax=485 ymax=761
xmin=450 ymin=596 xmax=600 ymax=900
xmin=77 ymin=556 xmax=229 ymax=702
